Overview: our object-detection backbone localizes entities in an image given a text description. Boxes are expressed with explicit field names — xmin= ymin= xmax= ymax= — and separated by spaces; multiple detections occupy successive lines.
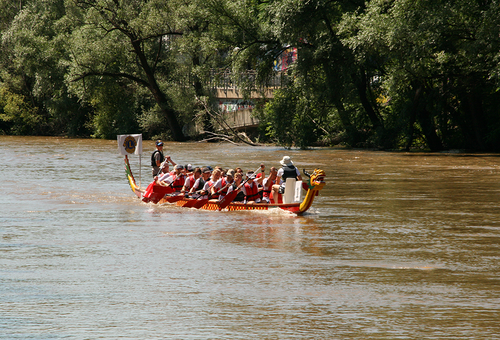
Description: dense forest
xmin=1 ymin=0 xmax=499 ymax=151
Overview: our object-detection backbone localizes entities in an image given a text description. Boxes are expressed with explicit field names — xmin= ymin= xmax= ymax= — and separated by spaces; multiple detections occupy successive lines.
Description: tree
xmin=215 ymin=0 xmax=385 ymax=148
xmin=67 ymin=0 xmax=187 ymax=141
xmin=341 ymin=0 xmax=500 ymax=151
xmin=1 ymin=0 xmax=91 ymax=136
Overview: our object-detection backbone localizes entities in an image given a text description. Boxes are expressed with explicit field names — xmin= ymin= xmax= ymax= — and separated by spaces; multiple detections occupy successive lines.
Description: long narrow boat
xmin=124 ymin=156 xmax=325 ymax=215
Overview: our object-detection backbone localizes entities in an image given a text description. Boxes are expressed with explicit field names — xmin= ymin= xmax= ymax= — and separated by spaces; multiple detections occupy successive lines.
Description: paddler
xmin=226 ymin=172 xmax=245 ymax=202
xmin=213 ymin=169 xmax=235 ymax=200
xmin=261 ymin=167 xmax=277 ymax=203
xmin=181 ymin=167 xmax=201 ymax=195
xmin=200 ymin=168 xmax=222 ymax=199
xmin=241 ymin=171 xmax=263 ymax=204
xmin=169 ymin=164 xmax=187 ymax=193
xmin=156 ymin=162 xmax=173 ymax=186
xmin=188 ymin=167 xmax=212 ymax=199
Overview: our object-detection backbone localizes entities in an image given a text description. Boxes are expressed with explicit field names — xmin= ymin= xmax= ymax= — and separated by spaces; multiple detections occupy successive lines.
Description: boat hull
xmin=160 ymin=196 xmax=304 ymax=214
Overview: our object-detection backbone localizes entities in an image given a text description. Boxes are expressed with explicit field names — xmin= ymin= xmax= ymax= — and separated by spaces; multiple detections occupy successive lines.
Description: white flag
xmin=117 ymin=134 xmax=143 ymax=156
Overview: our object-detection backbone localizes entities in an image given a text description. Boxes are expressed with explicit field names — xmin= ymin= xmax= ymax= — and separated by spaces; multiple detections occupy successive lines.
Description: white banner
xmin=117 ymin=134 xmax=143 ymax=156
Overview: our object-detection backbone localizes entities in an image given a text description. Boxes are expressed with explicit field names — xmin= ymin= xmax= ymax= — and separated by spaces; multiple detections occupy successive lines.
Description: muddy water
xmin=1 ymin=136 xmax=499 ymax=339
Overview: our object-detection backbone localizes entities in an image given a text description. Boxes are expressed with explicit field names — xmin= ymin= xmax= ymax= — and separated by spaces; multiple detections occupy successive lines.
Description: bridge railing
xmin=208 ymin=69 xmax=288 ymax=92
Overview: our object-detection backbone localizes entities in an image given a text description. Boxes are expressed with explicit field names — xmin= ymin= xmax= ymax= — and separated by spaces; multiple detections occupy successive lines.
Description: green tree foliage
xmin=1 ymin=0 xmax=499 ymax=151
xmin=66 ymin=0 xmax=190 ymax=141
xmin=1 ymin=0 xmax=91 ymax=136
xmin=340 ymin=0 xmax=500 ymax=151
xmin=0 ymin=86 xmax=38 ymax=135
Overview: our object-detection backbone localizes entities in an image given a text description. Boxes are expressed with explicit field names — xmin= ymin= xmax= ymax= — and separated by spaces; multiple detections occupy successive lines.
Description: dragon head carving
xmin=306 ymin=168 xmax=326 ymax=190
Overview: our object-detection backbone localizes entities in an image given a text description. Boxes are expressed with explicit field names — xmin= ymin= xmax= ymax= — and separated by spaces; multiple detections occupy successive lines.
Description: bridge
xmin=210 ymin=70 xmax=288 ymax=132
xmin=182 ymin=70 xmax=288 ymax=136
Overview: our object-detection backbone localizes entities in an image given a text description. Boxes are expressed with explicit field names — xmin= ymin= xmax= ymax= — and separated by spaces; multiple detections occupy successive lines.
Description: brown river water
xmin=1 ymin=136 xmax=499 ymax=339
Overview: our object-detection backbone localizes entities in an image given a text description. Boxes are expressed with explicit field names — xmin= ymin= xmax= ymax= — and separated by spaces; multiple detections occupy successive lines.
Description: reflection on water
xmin=1 ymin=136 xmax=500 ymax=339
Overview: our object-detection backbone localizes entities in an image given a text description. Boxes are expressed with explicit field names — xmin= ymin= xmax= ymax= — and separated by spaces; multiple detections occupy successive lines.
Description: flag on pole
xmin=117 ymin=134 xmax=143 ymax=156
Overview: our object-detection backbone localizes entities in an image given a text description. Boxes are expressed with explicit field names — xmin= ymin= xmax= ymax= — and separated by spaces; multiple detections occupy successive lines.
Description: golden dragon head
xmin=304 ymin=168 xmax=326 ymax=191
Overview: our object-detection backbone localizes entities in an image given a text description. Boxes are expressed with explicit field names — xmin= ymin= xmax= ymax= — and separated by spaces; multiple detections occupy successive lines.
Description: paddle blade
xmin=141 ymin=181 xmax=155 ymax=202
xmin=218 ymin=191 xmax=238 ymax=210
xmin=193 ymin=198 xmax=209 ymax=209
xmin=181 ymin=198 xmax=198 ymax=208
xmin=163 ymin=194 xmax=185 ymax=203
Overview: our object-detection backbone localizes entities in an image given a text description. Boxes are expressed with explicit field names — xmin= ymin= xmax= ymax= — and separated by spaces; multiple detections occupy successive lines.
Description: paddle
xmin=162 ymin=193 xmax=185 ymax=203
xmin=192 ymin=196 xmax=210 ymax=209
xmin=141 ymin=181 xmax=156 ymax=202
xmin=218 ymin=166 xmax=261 ymax=210
xmin=192 ymin=180 xmax=233 ymax=209
xmin=181 ymin=197 xmax=201 ymax=208
xmin=191 ymin=178 xmax=225 ymax=209
xmin=182 ymin=177 xmax=213 ymax=208
xmin=142 ymin=159 xmax=171 ymax=202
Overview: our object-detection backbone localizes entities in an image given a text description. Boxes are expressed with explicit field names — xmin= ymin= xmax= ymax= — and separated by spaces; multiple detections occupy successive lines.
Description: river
xmin=1 ymin=136 xmax=499 ymax=339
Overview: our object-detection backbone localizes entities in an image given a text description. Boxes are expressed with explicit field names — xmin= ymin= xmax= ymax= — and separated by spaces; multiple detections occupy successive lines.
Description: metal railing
xmin=208 ymin=69 xmax=288 ymax=92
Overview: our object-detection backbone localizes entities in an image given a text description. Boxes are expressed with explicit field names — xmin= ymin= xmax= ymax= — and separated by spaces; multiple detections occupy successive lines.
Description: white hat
xmin=280 ymin=156 xmax=293 ymax=166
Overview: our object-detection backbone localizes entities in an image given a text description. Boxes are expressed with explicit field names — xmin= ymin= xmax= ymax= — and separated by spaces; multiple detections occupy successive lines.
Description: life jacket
xmin=231 ymin=182 xmax=245 ymax=201
xmin=262 ymin=179 xmax=275 ymax=198
xmin=171 ymin=173 xmax=186 ymax=191
xmin=244 ymin=182 xmax=260 ymax=201
xmin=218 ymin=178 xmax=228 ymax=196
xmin=282 ymin=164 xmax=298 ymax=181
xmin=195 ymin=178 xmax=205 ymax=191
xmin=184 ymin=175 xmax=195 ymax=190
xmin=151 ymin=150 xmax=164 ymax=167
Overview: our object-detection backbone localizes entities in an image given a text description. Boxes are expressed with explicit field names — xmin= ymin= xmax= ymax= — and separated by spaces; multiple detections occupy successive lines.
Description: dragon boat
xmin=124 ymin=156 xmax=325 ymax=215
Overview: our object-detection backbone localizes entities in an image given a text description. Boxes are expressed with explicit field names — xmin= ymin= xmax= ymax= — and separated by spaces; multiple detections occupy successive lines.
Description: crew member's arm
xmin=210 ymin=180 xmax=220 ymax=195
xmin=296 ymin=168 xmax=303 ymax=181
xmin=257 ymin=164 xmax=265 ymax=185
xmin=181 ymin=177 xmax=190 ymax=193
xmin=166 ymin=156 xmax=176 ymax=167
xmin=188 ymin=179 xmax=199 ymax=195
xmin=155 ymin=153 xmax=162 ymax=167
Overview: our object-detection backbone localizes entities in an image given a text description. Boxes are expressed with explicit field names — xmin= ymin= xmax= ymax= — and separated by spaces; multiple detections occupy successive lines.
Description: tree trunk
xmin=465 ymin=91 xmax=486 ymax=150
xmin=130 ymin=40 xmax=186 ymax=141
xmin=355 ymin=67 xmax=383 ymax=129
xmin=417 ymin=107 xmax=443 ymax=152
xmin=192 ymin=55 xmax=214 ymax=135
xmin=405 ymin=85 xmax=423 ymax=151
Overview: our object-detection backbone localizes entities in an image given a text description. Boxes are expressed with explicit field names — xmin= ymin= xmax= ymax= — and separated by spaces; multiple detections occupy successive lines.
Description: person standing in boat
xmin=272 ymin=156 xmax=302 ymax=199
xmin=151 ymin=140 xmax=173 ymax=177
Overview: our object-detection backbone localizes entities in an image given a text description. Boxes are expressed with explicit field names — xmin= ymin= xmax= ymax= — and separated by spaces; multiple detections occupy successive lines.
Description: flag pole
xmin=118 ymin=133 xmax=143 ymax=188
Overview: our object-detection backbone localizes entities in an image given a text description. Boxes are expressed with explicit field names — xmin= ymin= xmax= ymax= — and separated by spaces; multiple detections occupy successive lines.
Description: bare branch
xmin=196 ymin=96 xmax=262 ymax=146
xmin=72 ymin=71 xmax=150 ymax=88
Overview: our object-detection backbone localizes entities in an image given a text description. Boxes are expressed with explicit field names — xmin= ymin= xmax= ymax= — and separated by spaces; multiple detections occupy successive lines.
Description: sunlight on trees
xmin=1 ymin=0 xmax=499 ymax=151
